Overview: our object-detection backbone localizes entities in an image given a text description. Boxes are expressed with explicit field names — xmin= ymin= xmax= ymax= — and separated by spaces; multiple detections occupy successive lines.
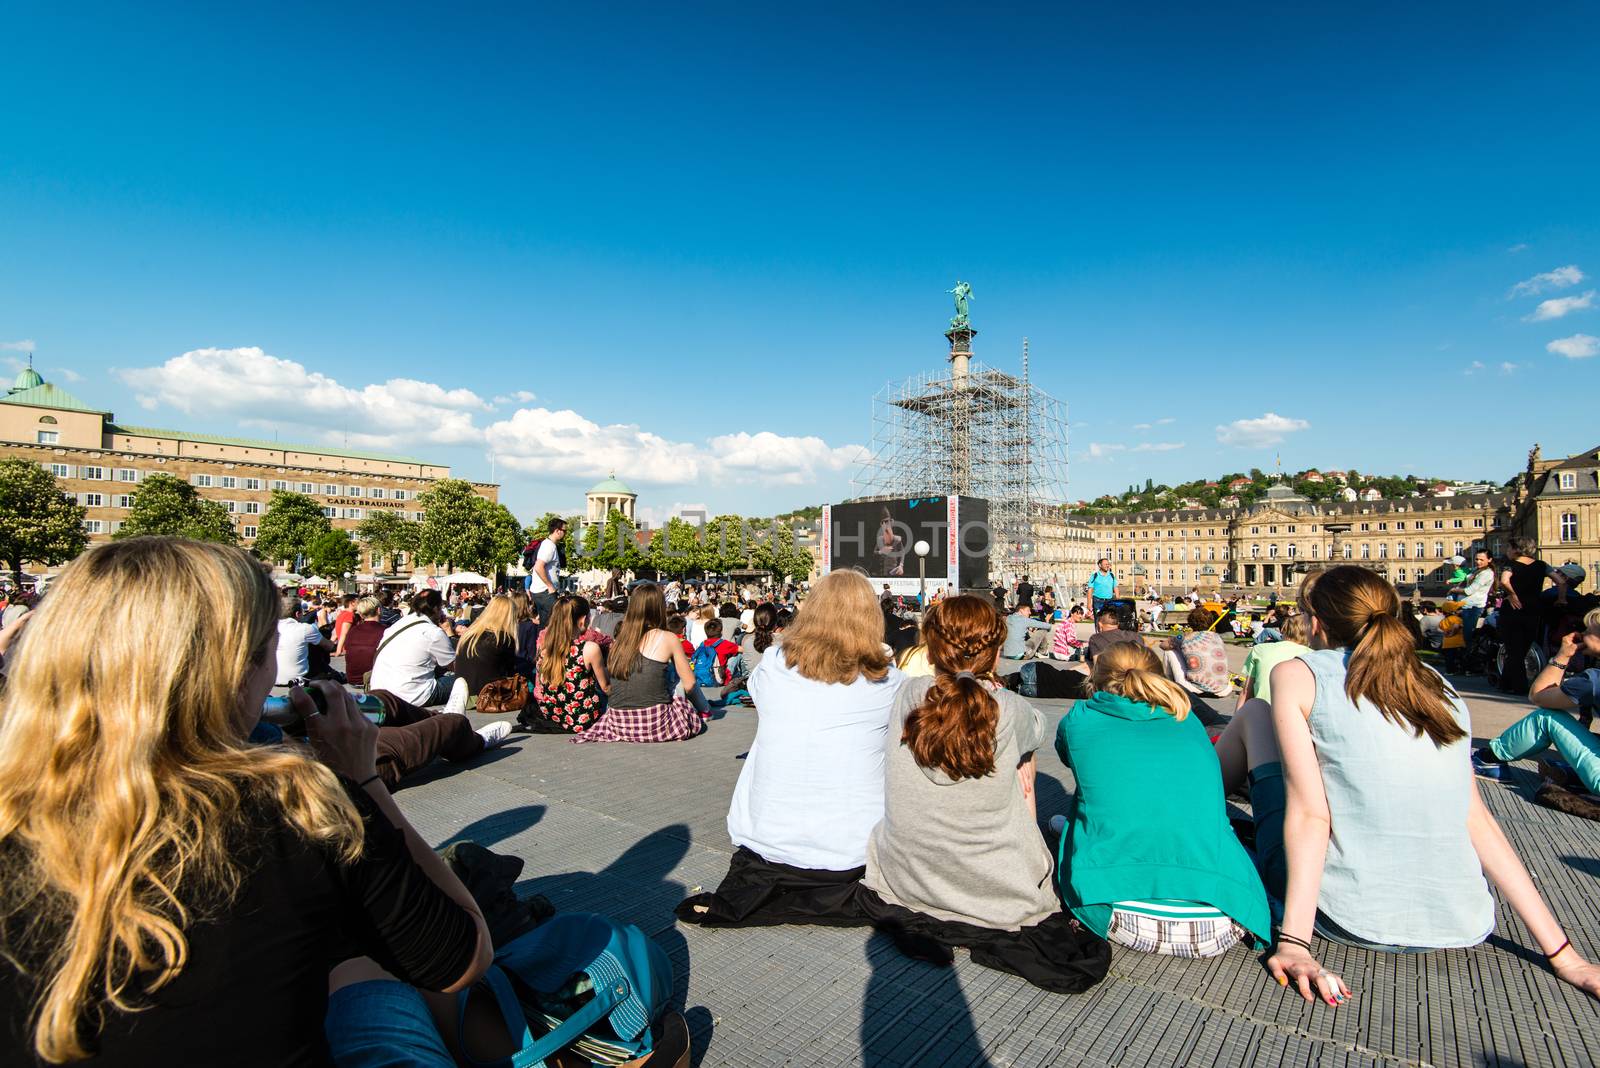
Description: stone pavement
xmin=393 ymin=678 xmax=1600 ymax=1067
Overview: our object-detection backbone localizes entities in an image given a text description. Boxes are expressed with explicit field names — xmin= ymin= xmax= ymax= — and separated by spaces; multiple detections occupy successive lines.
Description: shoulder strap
xmin=373 ymin=618 xmax=429 ymax=662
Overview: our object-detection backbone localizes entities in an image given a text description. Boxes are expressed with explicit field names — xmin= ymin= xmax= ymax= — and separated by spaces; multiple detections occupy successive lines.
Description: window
xmin=1452 ymin=519 xmax=1463 ymax=528
xmin=1117 ymin=548 xmax=1125 ymax=561
xmin=323 ymin=484 xmax=340 ymax=496
xmin=84 ymin=520 xmax=104 ymax=534
xmin=81 ymin=466 xmax=107 ymax=480
xmin=1378 ymin=543 xmax=1388 ymax=559
xmin=1397 ymin=542 xmax=1407 ymax=558
xmin=1414 ymin=521 xmax=1424 ymax=530
xmin=1561 ymin=513 xmax=1580 ymax=542
xmin=1269 ymin=526 xmax=1277 ymax=534
xmin=191 ymin=474 xmax=213 ymax=488
xmin=114 ymin=494 xmax=135 ymax=509
xmin=1433 ymin=520 xmax=1444 ymax=529
xmin=1287 ymin=543 xmax=1297 ymax=558
xmin=243 ymin=525 xmax=258 ymax=539
xmin=369 ymin=487 xmax=386 ymax=499
xmin=1560 ymin=472 xmax=1577 ymax=490
xmin=1250 ymin=526 xmax=1260 ymax=535
xmin=297 ymin=482 xmax=314 ymax=494
xmin=1416 ymin=541 xmax=1425 ymax=558
xmin=342 ymin=507 xmax=363 ymax=520
xmin=1454 ymin=541 xmax=1465 ymax=555
xmin=1311 ymin=543 xmax=1320 ymax=558
xmin=1434 ymin=542 xmax=1445 ymax=558
xmin=1207 ymin=546 xmax=1216 ymax=560
xmin=1398 ymin=568 xmax=1408 ymax=582
xmin=116 ymin=468 xmax=139 ymax=482
xmin=1361 ymin=544 xmax=1371 ymax=559
xmin=394 ymin=551 xmax=406 ymax=568
xmin=1288 ymin=525 xmax=1297 ymax=533
xmin=244 ymin=477 xmax=262 ymax=490
xmin=1268 ymin=544 xmax=1279 ymax=558
xmin=49 ymin=463 xmax=72 ymax=478
xmin=1378 ymin=522 xmax=1387 ymax=531
xmin=271 ymin=480 xmax=288 ymax=492
xmin=346 ymin=485 xmax=362 ymax=497
xmin=36 ymin=430 xmax=58 ymax=444
xmin=1474 ymin=518 xmax=1484 ymax=528
xmin=222 ymin=500 xmax=237 ymax=513
xmin=1250 ymin=544 xmax=1260 ymax=558
xmin=393 ymin=489 xmax=408 ymax=501
xmin=220 ymin=476 xmax=238 ymax=489
xmin=243 ymin=501 xmax=260 ymax=515
xmin=81 ymin=493 xmax=104 ymax=507
xmin=1359 ymin=522 xmax=1370 ymax=532
xmin=321 ymin=507 xmax=336 ymax=518
xmin=1342 ymin=544 xmax=1353 ymax=559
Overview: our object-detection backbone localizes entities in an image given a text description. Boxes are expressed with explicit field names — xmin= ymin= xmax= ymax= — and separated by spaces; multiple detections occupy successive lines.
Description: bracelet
xmin=1550 ymin=659 xmax=1570 ymax=670
xmin=355 ymin=773 xmax=383 ymax=790
xmin=1274 ymin=931 xmax=1315 ymax=953
xmin=1546 ymin=939 xmax=1572 ymax=961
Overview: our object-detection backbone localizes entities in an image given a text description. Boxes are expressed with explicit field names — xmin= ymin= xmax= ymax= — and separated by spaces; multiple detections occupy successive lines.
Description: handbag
xmin=478 ymin=675 xmax=529 ymax=714
xmin=458 ymin=912 xmax=674 ymax=1068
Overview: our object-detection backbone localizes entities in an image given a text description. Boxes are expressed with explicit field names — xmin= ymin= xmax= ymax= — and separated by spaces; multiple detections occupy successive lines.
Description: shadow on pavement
xmin=437 ymin=803 xmax=546 ymax=851
xmin=861 ymin=930 xmax=990 ymax=1067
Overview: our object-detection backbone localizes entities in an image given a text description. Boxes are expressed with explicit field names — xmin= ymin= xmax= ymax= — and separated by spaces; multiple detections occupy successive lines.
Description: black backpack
xmin=522 ymin=539 xmax=543 ymax=570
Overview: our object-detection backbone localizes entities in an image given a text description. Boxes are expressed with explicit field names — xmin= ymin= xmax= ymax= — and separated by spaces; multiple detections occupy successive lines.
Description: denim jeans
xmin=1490 ymin=707 xmax=1600 ymax=794
xmin=325 ymin=979 xmax=453 ymax=1067
xmin=1458 ymin=606 xmax=1482 ymax=643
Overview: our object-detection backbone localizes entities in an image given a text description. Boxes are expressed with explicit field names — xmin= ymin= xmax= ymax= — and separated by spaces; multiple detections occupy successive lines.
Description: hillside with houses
xmin=1068 ymin=468 xmax=1507 ymax=516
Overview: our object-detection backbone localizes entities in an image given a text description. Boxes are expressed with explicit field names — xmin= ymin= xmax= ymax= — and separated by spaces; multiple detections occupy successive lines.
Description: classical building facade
xmin=0 ymin=371 xmax=497 ymax=575
xmin=1073 ymin=483 xmax=1504 ymax=595
xmin=1027 ymin=509 xmax=1100 ymax=597
xmin=1499 ymin=443 xmax=1600 ymax=582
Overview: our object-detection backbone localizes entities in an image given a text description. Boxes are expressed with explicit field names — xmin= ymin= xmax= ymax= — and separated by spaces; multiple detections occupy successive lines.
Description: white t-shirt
xmin=529 ymin=539 xmax=562 ymax=594
xmin=275 ymin=618 xmax=324 ymax=685
xmin=367 ymin=617 xmax=456 ymax=705
xmin=727 ymin=647 xmax=904 ymax=870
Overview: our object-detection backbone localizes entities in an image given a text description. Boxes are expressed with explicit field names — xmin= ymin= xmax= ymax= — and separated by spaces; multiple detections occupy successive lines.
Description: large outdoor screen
xmin=828 ymin=497 xmax=953 ymax=579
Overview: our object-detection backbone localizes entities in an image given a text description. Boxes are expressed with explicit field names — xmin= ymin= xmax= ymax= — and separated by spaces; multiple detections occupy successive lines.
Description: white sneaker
xmin=442 ymin=677 xmax=469 ymax=717
xmin=477 ymin=721 xmax=512 ymax=749
xmin=1048 ymin=814 xmax=1066 ymax=837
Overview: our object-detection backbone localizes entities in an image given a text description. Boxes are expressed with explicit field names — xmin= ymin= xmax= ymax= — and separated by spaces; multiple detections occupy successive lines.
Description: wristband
xmin=1550 ymin=659 xmax=1570 ymax=670
xmin=1274 ymin=931 xmax=1315 ymax=953
xmin=355 ymin=773 xmax=382 ymax=790
xmin=1546 ymin=939 xmax=1571 ymax=961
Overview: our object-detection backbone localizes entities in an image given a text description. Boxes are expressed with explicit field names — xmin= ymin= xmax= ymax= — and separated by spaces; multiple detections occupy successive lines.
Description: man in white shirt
xmin=275 ymin=592 xmax=334 ymax=686
xmin=368 ymin=589 xmax=460 ymax=707
xmin=527 ymin=519 xmax=567 ymax=630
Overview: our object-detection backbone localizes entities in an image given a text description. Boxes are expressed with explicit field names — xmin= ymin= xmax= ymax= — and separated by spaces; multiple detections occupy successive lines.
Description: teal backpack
xmin=458 ymin=912 xmax=674 ymax=1067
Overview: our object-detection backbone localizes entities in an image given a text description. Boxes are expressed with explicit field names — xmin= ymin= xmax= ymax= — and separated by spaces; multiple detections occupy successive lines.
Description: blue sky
xmin=3 ymin=2 xmax=1597 ymax=523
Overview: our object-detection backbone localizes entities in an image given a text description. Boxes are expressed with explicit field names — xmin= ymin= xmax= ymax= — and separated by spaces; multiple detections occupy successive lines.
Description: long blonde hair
xmin=1091 ymin=641 xmax=1192 ymax=720
xmin=0 ymin=538 xmax=364 ymax=1063
xmin=777 ymin=571 xmax=888 ymax=685
xmin=456 ymin=594 xmax=520 ymax=660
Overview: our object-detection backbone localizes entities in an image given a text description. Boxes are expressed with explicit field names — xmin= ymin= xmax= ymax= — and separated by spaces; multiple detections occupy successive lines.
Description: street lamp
xmin=913 ymin=539 xmax=931 ymax=611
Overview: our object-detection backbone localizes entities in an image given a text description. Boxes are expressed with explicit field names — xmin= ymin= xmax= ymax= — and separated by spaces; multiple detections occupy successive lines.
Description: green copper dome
xmin=10 ymin=366 xmax=43 ymax=393
xmin=588 ymin=473 xmax=635 ymax=496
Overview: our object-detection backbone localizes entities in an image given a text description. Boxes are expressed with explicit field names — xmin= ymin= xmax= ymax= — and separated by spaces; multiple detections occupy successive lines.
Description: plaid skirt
xmin=572 ymin=693 xmax=707 ymax=744
xmin=1106 ymin=909 xmax=1244 ymax=958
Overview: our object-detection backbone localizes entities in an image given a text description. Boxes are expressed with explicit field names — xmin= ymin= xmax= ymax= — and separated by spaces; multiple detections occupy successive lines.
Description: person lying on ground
xmin=0 ymin=538 xmax=492 ymax=1066
xmin=1055 ymin=641 xmax=1270 ymax=958
xmin=1214 ymin=565 xmax=1600 ymax=1007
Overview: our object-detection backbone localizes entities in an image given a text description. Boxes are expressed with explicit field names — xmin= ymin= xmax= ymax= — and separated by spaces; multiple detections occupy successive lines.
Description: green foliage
xmin=253 ymin=491 xmax=332 ymax=565
xmin=414 ymin=480 xmax=522 ymax=576
xmin=587 ymin=508 xmax=645 ymax=570
xmin=112 ymin=472 xmax=238 ymax=544
xmin=354 ymin=510 xmax=420 ymax=572
xmin=0 ymin=458 xmax=88 ymax=583
xmin=307 ymin=528 xmax=361 ymax=578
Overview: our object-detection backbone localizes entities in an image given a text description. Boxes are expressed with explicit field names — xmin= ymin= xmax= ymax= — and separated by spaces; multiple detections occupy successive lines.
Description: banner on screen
xmin=821 ymin=496 xmax=989 ymax=595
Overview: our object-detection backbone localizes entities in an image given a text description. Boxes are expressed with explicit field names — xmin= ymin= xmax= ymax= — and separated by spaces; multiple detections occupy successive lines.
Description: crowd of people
xmin=1 ymin=533 xmax=1598 ymax=1064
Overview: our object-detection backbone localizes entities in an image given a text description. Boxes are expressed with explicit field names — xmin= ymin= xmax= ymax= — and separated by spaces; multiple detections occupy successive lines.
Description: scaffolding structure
xmin=854 ymin=331 xmax=1069 ymax=574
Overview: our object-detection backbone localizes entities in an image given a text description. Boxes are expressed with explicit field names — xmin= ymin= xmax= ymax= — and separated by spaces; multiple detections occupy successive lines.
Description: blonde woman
xmin=0 ymin=538 xmax=490 ymax=1065
xmin=678 ymin=570 xmax=903 ymax=926
xmin=453 ymin=594 xmax=532 ymax=700
xmin=1054 ymin=641 xmax=1270 ymax=958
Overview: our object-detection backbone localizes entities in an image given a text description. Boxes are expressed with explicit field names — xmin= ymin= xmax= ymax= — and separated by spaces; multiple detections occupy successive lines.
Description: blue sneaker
xmin=1472 ymin=747 xmax=1505 ymax=779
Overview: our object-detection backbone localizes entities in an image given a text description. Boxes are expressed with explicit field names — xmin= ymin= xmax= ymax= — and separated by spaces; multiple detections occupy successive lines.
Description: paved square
xmin=397 ymin=689 xmax=1600 ymax=1067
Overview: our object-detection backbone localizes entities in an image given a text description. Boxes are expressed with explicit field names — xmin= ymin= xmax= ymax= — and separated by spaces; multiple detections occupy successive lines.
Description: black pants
xmin=675 ymin=846 xmax=869 ymax=928
xmin=1498 ymin=609 xmax=1538 ymax=692
xmin=369 ymin=691 xmax=485 ymax=789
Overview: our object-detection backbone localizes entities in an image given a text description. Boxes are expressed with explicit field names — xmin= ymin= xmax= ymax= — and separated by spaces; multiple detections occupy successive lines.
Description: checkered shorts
xmin=571 ymin=694 xmax=707 ymax=744
xmin=1106 ymin=909 xmax=1245 ymax=958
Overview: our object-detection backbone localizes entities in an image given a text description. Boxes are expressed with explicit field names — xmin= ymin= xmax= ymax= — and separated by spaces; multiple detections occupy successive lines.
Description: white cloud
xmin=635 ymin=501 xmax=711 ymax=528
xmin=1131 ymin=423 xmax=1151 ymax=431
xmin=1498 ymin=362 xmax=1523 ymax=375
xmin=1508 ymin=243 xmax=1529 ymax=253
xmin=1156 ymin=417 xmax=1176 ymax=425
xmin=1215 ymin=412 xmax=1310 ymax=448
xmin=1132 ymin=442 xmax=1185 ymax=452
xmin=0 ymin=339 xmax=35 ymax=353
xmin=1547 ymin=334 xmax=1599 ymax=359
xmin=55 ymin=368 xmax=83 ymax=382
xmin=1083 ymin=442 xmax=1127 ymax=460
xmin=485 ymin=407 xmax=867 ymax=487
xmin=1524 ymin=290 xmax=1594 ymax=321
xmin=1509 ymin=264 xmax=1584 ymax=297
xmin=1130 ymin=417 xmax=1176 ymax=431
xmin=492 ymin=390 xmax=537 ymax=406
xmin=1462 ymin=360 xmax=1486 ymax=376
xmin=118 ymin=346 xmax=491 ymax=449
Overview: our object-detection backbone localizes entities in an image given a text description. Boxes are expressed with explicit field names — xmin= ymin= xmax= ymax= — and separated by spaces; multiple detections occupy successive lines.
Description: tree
xmin=647 ymin=517 xmax=704 ymax=577
xmin=594 ymin=508 xmax=645 ymax=571
xmin=254 ymin=491 xmax=332 ymax=566
xmin=307 ymin=529 xmax=361 ymax=578
xmin=355 ymin=510 xmax=420 ymax=573
xmin=414 ymin=480 xmax=522 ymax=577
xmin=0 ymin=458 xmax=88 ymax=585
xmin=112 ymin=472 xmax=238 ymax=544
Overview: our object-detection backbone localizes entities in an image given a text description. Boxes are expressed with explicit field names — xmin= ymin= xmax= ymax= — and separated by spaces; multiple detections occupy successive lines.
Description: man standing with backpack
xmin=526 ymin=519 xmax=567 ymax=634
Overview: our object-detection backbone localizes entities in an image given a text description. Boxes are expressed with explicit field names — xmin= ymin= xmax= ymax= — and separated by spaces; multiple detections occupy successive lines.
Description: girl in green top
xmin=1055 ymin=641 xmax=1271 ymax=957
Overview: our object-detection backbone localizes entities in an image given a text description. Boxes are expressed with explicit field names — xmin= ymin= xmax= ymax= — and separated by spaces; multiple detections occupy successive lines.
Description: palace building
xmin=0 ymin=369 xmax=497 ymax=575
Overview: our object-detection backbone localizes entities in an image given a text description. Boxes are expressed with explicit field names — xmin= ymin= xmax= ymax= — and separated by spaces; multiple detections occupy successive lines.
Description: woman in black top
xmin=1498 ymin=537 xmax=1548 ymax=692
xmin=0 ymin=539 xmax=490 ymax=1066
xmin=454 ymin=594 xmax=533 ymax=697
